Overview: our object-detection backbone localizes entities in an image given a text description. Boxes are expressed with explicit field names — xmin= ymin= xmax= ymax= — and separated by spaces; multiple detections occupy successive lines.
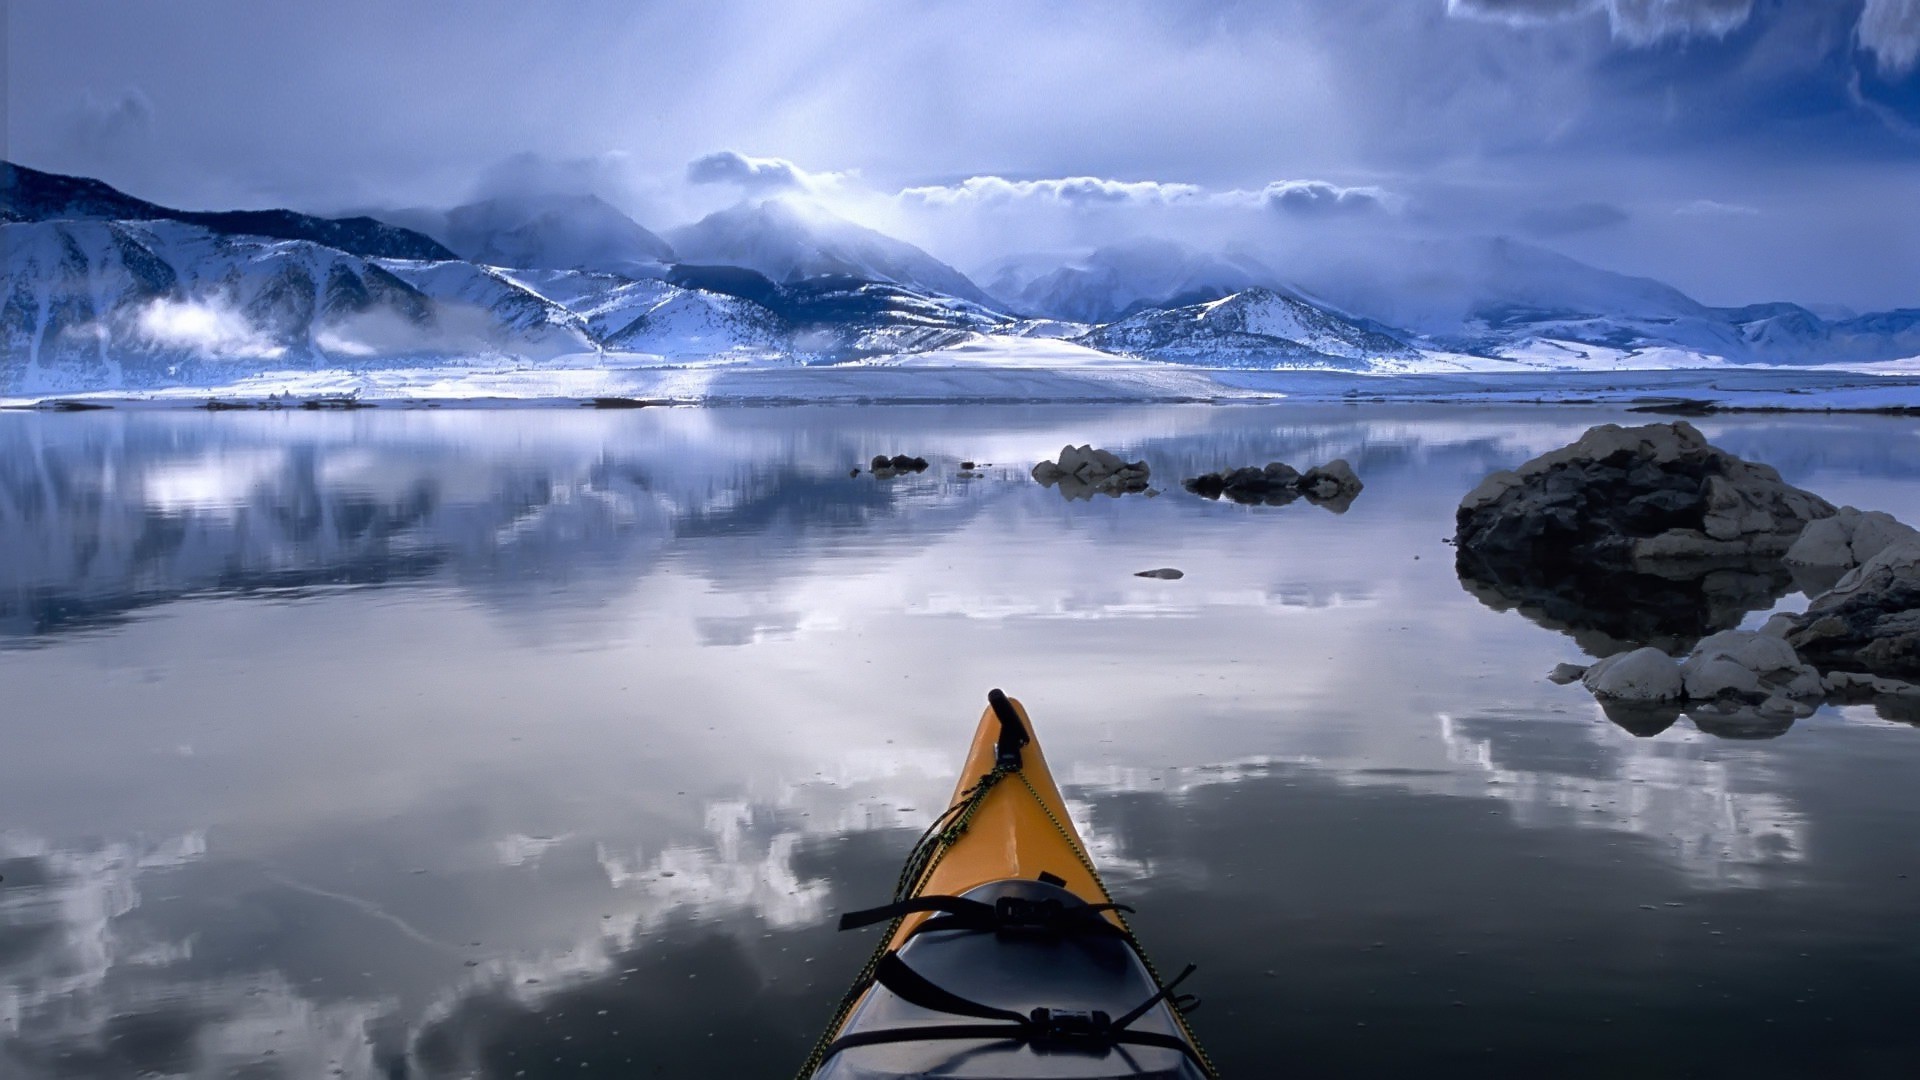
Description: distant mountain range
xmin=3 ymin=160 xmax=1916 ymax=395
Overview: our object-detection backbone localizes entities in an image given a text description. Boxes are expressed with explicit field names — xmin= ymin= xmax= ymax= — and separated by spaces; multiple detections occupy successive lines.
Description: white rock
xmin=1682 ymin=629 xmax=1823 ymax=702
xmin=1582 ymin=647 xmax=1684 ymax=702
xmin=1785 ymin=507 xmax=1919 ymax=570
xmin=1684 ymin=657 xmax=1764 ymax=700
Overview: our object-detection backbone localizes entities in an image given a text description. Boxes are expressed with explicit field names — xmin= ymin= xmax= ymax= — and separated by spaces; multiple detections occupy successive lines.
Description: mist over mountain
xmin=383 ymin=193 xmax=677 ymax=274
xmin=666 ymin=199 xmax=996 ymax=308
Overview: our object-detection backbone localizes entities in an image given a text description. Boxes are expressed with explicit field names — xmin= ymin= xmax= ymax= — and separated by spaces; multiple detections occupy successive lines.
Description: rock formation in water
xmin=1455 ymin=421 xmax=1831 ymax=655
xmin=1031 ymin=445 xmax=1151 ymax=499
xmin=1456 ymin=421 xmax=1834 ymax=564
xmin=869 ymin=454 xmax=930 ymax=476
xmin=1573 ymin=629 xmax=1825 ymax=739
xmin=1183 ymin=458 xmax=1363 ymax=511
xmin=1787 ymin=538 xmax=1920 ymax=680
xmin=1783 ymin=506 xmax=1919 ymax=594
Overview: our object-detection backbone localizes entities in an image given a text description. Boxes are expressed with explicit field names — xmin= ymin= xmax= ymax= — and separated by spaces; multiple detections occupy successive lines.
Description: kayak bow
xmin=800 ymin=690 xmax=1215 ymax=1079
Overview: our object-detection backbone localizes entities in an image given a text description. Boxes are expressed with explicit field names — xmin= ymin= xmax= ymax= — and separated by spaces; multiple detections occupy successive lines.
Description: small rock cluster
xmin=1183 ymin=460 xmax=1364 ymax=511
xmin=1031 ymin=445 xmax=1152 ymax=499
xmin=1566 ymin=628 xmax=1826 ymax=736
xmin=868 ymin=454 xmax=929 ymax=477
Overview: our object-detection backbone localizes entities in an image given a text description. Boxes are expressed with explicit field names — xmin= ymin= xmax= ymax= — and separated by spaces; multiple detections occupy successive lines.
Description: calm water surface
xmin=2 ymin=405 xmax=1918 ymax=1079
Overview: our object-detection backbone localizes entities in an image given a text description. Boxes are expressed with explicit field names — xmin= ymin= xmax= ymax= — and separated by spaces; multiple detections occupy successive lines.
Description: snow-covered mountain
xmin=6 ymin=161 xmax=1917 ymax=396
xmin=667 ymin=199 xmax=997 ymax=307
xmin=980 ymin=239 xmax=1282 ymax=323
xmin=0 ymin=218 xmax=595 ymax=391
xmin=383 ymin=193 xmax=677 ymax=275
xmin=1077 ymin=287 xmax=1415 ymax=368
xmin=1716 ymin=302 xmax=1920 ymax=365
xmin=495 ymin=268 xmax=787 ymax=357
xmin=1 ymin=160 xmax=456 ymax=262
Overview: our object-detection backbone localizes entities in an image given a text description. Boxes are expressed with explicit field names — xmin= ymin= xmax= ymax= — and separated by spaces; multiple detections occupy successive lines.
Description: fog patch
xmin=134 ymin=298 xmax=287 ymax=360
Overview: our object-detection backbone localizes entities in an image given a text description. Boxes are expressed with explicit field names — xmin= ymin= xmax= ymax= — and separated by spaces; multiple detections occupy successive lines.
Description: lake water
xmin=3 ymin=405 xmax=1919 ymax=1079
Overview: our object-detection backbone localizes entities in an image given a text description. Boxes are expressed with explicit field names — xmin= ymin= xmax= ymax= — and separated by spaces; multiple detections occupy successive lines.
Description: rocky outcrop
xmin=1783 ymin=506 xmax=1919 ymax=593
xmin=1456 ymin=421 xmax=1831 ymax=656
xmin=1457 ymin=421 xmax=1833 ymax=564
xmin=1787 ymin=539 xmax=1920 ymax=679
xmin=1183 ymin=458 xmax=1363 ymax=511
xmin=1031 ymin=445 xmax=1151 ymax=499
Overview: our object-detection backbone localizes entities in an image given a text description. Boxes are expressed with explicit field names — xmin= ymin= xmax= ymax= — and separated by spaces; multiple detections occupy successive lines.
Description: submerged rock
xmin=1184 ymin=458 xmax=1362 ymax=511
xmin=1031 ymin=445 xmax=1151 ymax=499
xmin=1546 ymin=662 xmax=1589 ymax=685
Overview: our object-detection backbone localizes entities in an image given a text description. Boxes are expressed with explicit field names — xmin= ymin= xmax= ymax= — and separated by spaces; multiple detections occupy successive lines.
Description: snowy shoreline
xmin=7 ymin=361 xmax=1920 ymax=413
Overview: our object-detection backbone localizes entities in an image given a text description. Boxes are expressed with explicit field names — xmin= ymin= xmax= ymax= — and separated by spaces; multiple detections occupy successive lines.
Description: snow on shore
xmin=4 ymin=336 xmax=1919 ymax=411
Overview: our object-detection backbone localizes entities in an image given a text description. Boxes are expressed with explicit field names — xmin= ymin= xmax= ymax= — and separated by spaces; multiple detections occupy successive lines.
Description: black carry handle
xmin=988 ymin=688 xmax=1029 ymax=769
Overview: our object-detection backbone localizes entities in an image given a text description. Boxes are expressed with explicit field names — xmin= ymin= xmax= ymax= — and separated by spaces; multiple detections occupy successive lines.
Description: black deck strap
xmin=820 ymin=953 xmax=1215 ymax=1076
xmin=840 ymin=893 xmax=1135 ymax=938
xmin=838 ymin=895 xmax=984 ymax=931
xmin=824 ymin=1022 xmax=1203 ymax=1060
xmin=1113 ymin=963 xmax=1198 ymax=1031
xmin=987 ymin=688 xmax=1029 ymax=769
xmin=873 ymin=952 xmax=1029 ymax=1024
xmin=1037 ymin=870 xmax=1067 ymax=887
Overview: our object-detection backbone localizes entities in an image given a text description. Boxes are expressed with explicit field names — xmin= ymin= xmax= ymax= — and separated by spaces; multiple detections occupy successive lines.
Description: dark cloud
xmin=1518 ymin=200 xmax=1631 ymax=235
xmin=69 ymin=86 xmax=153 ymax=156
xmin=1264 ymin=180 xmax=1390 ymax=217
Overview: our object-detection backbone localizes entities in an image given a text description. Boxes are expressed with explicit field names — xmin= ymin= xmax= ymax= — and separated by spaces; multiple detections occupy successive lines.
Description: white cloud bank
xmin=1860 ymin=0 xmax=1920 ymax=76
xmin=1445 ymin=0 xmax=1756 ymax=43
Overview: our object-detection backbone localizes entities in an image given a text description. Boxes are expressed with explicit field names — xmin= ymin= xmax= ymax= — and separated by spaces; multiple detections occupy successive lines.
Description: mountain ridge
xmin=1 ymin=160 xmax=458 ymax=262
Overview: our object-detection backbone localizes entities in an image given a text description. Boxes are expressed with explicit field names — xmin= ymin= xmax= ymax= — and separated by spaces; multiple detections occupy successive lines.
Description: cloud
xmin=896 ymin=175 xmax=1209 ymax=208
xmin=1519 ymin=200 xmax=1631 ymax=235
xmin=69 ymin=86 xmax=153 ymax=156
xmin=134 ymin=298 xmax=286 ymax=359
xmin=470 ymin=151 xmax=637 ymax=202
xmin=686 ymin=151 xmax=824 ymax=194
xmin=1673 ymin=198 xmax=1760 ymax=215
xmin=1859 ymin=0 xmax=1920 ymax=77
xmin=1445 ymin=0 xmax=1757 ymax=43
xmin=1263 ymin=180 xmax=1392 ymax=217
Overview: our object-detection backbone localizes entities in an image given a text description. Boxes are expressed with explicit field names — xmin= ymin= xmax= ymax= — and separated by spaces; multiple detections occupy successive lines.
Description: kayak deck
xmin=803 ymin=690 xmax=1214 ymax=1080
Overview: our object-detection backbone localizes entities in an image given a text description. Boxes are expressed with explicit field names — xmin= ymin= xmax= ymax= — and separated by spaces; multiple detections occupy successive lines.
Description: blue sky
xmin=6 ymin=0 xmax=1917 ymax=309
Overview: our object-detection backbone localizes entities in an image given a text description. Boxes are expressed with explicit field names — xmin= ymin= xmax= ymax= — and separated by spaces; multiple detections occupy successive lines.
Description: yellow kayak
xmin=799 ymin=690 xmax=1216 ymax=1079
